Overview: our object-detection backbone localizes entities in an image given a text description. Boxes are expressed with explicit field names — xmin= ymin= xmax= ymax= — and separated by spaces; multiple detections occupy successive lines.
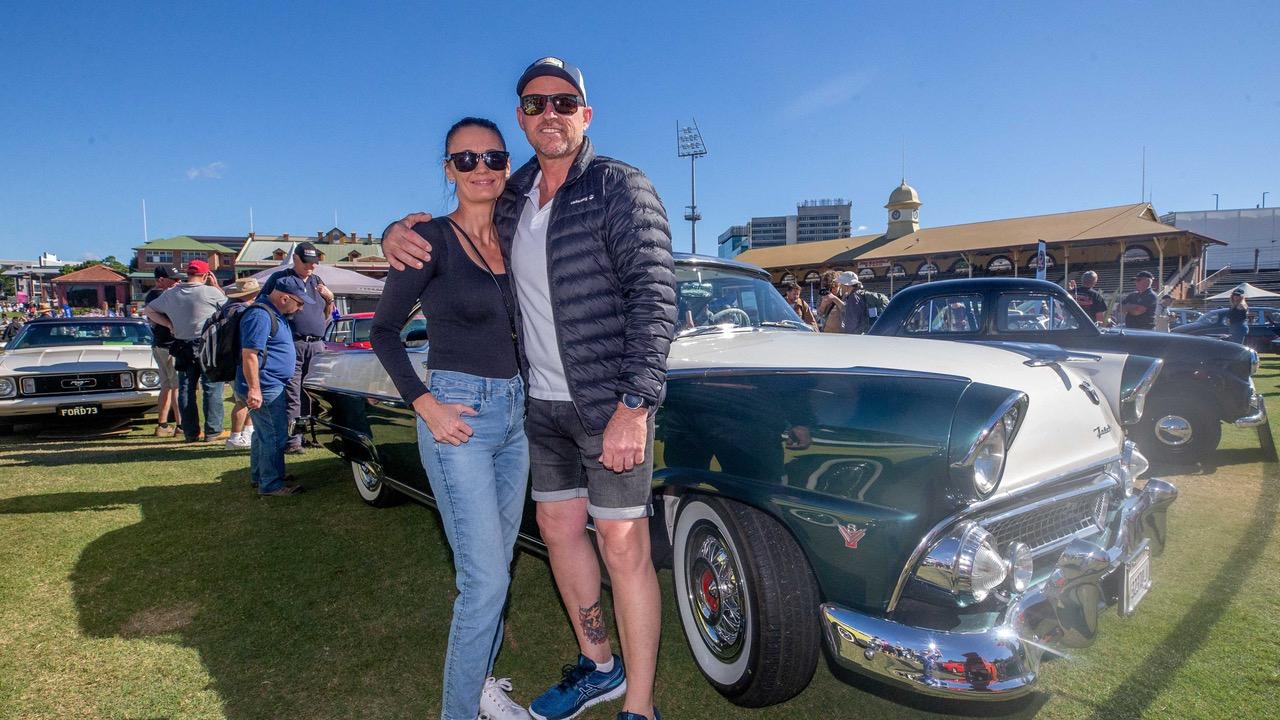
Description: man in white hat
xmin=839 ymin=273 xmax=889 ymax=334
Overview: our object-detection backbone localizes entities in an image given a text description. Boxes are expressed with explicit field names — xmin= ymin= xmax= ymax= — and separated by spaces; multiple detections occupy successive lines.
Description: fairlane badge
xmin=1094 ymin=424 xmax=1112 ymax=438
xmin=837 ymin=523 xmax=867 ymax=549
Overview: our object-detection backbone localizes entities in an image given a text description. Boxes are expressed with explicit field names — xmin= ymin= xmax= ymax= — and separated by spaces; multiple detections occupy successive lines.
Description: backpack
xmin=198 ymin=303 xmax=279 ymax=382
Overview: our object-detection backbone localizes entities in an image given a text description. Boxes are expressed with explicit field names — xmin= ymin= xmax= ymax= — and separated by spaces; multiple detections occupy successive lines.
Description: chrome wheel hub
xmin=686 ymin=525 xmax=745 ymax=661
xmin=355 ymin=463 xmax=379 ymax=491
xmin=1154 ymin=415 xmax=1193 ymax=446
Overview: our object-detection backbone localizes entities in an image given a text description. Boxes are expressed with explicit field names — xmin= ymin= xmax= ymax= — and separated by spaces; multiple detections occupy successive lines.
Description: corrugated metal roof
xmin=134 ymin=236 xmax=237 ymax=253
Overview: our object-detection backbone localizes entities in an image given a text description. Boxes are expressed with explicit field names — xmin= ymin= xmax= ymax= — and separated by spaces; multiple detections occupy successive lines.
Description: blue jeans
xmin=178 ymin=365 xmax=225 ymax=440
xmin=417 ymin=370 xmax=528 ymax=720
xmin=243 ymin=384 xmax=288 ymax=493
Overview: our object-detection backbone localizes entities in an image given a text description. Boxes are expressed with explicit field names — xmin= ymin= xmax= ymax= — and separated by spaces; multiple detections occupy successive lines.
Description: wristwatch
xmin=620 ymin=392 xmax=647 ymax=410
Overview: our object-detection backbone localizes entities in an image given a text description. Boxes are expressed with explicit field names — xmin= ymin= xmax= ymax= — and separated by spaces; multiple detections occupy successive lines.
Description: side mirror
xmin=403 ymin=328 xmax=429 ymax=348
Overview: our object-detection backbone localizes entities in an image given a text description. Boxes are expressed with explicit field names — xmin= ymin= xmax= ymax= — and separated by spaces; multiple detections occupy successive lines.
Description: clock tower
xmin=885 ymin=180 xmax=921 ymax=240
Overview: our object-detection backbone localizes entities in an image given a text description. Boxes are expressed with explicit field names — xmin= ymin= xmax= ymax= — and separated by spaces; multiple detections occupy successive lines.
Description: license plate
xmin=1121 ymin=543 xmax=1152 ymax=616
xmin=57 ymin=404 xmax=101 ymax=418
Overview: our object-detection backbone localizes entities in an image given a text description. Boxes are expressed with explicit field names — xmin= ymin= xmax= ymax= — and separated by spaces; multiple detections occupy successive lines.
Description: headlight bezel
xmin=0 ymin=377 xmax=14 ymax=398
xmin=952 ymin=392 xmax=1027 ymax=499
xmin=139 ymin=370 xmax=161 ymax=388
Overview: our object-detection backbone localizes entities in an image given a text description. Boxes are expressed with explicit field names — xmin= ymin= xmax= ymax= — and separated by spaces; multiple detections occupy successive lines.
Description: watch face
xmin=891 ymin=209 xmax=902 ymax=221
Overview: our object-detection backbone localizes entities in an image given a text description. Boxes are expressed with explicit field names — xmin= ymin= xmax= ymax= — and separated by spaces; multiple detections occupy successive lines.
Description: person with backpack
xmin=219 ymin=278 xmax=262 ymax=448
xmin=143 ymin=261 xmax=227 ymax=443
xmin=236 ymin=275 xmax=312 ymax=496
xmin=839 ymin=275 xmax=889 ymax=334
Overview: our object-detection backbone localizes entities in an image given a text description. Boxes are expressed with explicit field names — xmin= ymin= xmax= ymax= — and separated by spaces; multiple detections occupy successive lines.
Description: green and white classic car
xmin=297 ymin=254 xmax=1177 ymax=707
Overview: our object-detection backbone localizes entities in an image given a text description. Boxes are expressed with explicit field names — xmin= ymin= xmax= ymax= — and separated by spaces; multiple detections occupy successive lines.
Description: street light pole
xmin=1212 ymin=193 xmax=1219 ymax=210
xmin=1264 ymin=192 xmax=1270 ymax=209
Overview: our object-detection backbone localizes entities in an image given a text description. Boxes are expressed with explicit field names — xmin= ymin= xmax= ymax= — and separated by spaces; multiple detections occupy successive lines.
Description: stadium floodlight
xmin=677 ymin=121 xmax=708 ymax=254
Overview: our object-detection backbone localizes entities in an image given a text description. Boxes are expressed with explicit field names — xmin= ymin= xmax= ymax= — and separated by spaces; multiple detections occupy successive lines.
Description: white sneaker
xmin=225 ymin=432 xmax=251 ymax=448
xmin=478 ymin=677 xmax=530 ymax=720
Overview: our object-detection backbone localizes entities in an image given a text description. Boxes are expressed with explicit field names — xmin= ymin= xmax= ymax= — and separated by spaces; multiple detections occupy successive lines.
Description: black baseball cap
xmin=153 ymin=266 xmax=182 ymax=280
xmin=516 ymin=57 xmax=587 ymax=102
xmin=295 ymin=242 xmax=321 ymax=263
xmin=1134 ymin=270 xmax=1154 ymax=280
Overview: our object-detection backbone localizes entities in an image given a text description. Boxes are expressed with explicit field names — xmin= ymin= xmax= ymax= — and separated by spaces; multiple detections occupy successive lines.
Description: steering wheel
xmin=711 ymin=307 xmax=751 ymax=326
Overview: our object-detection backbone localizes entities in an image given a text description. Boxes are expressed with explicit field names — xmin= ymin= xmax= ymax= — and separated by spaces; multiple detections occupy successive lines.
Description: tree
xmin=60 ymin=256 xmax=130 ymax=276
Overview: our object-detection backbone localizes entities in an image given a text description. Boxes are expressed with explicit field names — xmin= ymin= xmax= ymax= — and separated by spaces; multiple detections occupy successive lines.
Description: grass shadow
xmin=1086 ymin=463 xmax=1280 ymax=719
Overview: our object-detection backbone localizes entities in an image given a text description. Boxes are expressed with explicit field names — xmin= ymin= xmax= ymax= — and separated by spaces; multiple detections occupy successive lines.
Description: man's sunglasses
xmin=520 ymin=93 xmax=585 ymax=116
xmin=446 ymin=150 xmax=510 ymax=173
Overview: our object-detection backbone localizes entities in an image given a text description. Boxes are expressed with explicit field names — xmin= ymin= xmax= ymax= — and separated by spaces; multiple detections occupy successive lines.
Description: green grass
xmin=1 ymin=362 xmax=1278 ymax=720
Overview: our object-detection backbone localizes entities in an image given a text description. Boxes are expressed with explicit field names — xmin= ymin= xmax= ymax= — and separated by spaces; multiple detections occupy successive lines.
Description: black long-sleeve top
xmin=370 ymin=219 xmax=519 ymax=405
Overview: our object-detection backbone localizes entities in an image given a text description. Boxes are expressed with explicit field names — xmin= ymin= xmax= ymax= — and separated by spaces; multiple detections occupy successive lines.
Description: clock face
xmin=891 ymin=209 xmax=902 ymax=221
xmin=911 ymin=209 xmax=919 ymax=221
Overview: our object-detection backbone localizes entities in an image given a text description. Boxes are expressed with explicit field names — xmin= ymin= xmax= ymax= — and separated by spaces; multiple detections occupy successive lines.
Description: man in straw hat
xmin=222 ymin=278 xmax=262 ymax=448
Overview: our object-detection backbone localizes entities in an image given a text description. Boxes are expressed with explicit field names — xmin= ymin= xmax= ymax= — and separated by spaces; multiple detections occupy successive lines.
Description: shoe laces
xmin=483 ymin=677 xmax=520 ymax=712
xmin=555 ymin=662 xmax=591 ymax=690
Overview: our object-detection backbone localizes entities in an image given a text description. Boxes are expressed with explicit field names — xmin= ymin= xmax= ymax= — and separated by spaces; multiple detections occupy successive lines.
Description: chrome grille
xmin=24 ymin=372 xmax=128 ymax=397
xmin=982 ymin=490 xmax=1109 ymax=556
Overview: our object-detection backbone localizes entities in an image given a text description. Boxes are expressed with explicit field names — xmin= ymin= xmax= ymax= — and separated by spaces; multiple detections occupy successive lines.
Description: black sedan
xmin=868 ymin=277 xmax=1271 ymax=463
xmin=1172 ymin=306 xmax=1280 ymax=354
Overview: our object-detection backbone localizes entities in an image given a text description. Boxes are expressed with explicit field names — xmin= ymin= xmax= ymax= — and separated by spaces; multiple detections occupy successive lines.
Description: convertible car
xmin=868 ymin=277 xmax=1271 ymax=463
xmin=299 ymin=255 xmax=1177 ymax=707
xmin=0 ymin=316 xmax=161 ymax=433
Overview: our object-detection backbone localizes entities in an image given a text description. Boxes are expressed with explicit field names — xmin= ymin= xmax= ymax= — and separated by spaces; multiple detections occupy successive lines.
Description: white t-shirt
xmin=511 ymin=174 xmax=572 ymax=401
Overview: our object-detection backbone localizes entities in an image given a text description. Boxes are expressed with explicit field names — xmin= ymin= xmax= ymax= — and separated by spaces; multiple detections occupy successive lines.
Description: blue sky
xmin=1 ymin=1 xmax=1277 ymax=262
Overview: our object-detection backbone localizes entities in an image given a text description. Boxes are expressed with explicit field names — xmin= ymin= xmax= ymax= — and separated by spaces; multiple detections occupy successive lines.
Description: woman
xmin=1225 ymin=289 xmax=1249 ymax=344
xmin=370 ymin=117 xmax=530 ymax=720
xmin=817 ymin=270 xmax=846 ymax=333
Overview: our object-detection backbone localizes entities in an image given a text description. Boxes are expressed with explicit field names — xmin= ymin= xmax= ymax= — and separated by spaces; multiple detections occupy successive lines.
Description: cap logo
xmin=535 ymin=57 xmax=564 ymax=68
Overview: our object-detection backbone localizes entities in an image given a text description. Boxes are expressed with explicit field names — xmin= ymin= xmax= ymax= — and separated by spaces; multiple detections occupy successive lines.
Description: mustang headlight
xmin=915 ymin=522 xmax=1008 ymax=605
xmin=0 ymin=377 xmax=14 ymax=398
xmin=953 ymin=392 xmax=1026 ymax=497
xmin=139 ymin=370 xmax=160 ymax=388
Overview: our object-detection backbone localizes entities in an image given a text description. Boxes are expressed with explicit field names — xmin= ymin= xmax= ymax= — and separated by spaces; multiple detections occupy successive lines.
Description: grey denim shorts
xmin=527 ymin=398 xmax=655 ymax=520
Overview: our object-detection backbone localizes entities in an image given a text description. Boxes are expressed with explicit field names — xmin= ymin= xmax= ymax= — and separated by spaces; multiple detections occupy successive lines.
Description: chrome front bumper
xmin=0 ymin=390 xmax=158 ymax=418
xmin=820 ymin=478 xmax=1178 ymax=700
xmin=1234 ymin=392 xmax=1268 ymax=428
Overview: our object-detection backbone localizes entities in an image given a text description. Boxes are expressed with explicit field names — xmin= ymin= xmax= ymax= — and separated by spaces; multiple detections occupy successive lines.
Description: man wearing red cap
xmin=144 ymin=260 xmax=228 ymax=442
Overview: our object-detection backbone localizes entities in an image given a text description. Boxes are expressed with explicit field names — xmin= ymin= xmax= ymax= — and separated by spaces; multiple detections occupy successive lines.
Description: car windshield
xmin=675 ymin=265 xmax=809 ymax=337
xmin=8 ymin=322 xmax=153 ymax=349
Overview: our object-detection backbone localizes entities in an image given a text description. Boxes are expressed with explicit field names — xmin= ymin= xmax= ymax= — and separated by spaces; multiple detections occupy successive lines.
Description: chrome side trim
xmin=668 ymin=366 xmax=971 ymax=384
xmin=886 ymin=456 xmax=1121 ymax=614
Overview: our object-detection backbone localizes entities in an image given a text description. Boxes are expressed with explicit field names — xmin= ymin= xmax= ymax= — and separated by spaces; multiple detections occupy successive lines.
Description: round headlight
xmin=139 ymin=370 xmax=161 ymax=388
xmin=972 ymin=423 xmax=1007 ymax=495
xmin=1005 ymin=541 xmax=1034 ymax=593
xmin=0 ymin=377 xmax=13 ymax=398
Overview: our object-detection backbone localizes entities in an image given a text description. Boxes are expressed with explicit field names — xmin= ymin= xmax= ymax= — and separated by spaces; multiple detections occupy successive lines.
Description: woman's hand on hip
xmin=413 ymin=393 xmax=476 ymax=446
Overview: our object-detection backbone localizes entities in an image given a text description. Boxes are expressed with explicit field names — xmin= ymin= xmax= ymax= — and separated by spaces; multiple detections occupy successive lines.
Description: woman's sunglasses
xmin=446 ymin=150 xmax=510 ymax=173
xmin=520 ymin=93 xmax=585 ymax=116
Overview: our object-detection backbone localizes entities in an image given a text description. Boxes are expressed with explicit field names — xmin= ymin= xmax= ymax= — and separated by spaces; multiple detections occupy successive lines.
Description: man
xmin=816 ymin=271 xmax=847 ymax=333
xmin=145 ymin=266 xmax=183 ymax=437
xmin=840 ymin=275 xmax=889 ymax=334
xmin=238 ymin=276 xmax=310 ymax=496
xmin=1119 ymin=270 xmax=1158 ymax=330
xmin=781 ymin=281 xmax=818 ymax=330
xmin=144 ymin=260 xmax=227 ymax=442
xmin=259 ymin=242 xmax=335 ymax=453
xmin=381 ymin=57 xmax=675 ymax=720
xmin=1068 ymin=270 xmax=1108 ymax=324
xmin=221 ymin=278 xmax=263 ymax=449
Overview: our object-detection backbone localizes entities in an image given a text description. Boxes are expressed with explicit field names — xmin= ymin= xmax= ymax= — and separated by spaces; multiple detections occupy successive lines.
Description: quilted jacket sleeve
xmin=603 ymin=164 xmax=677 ymax=407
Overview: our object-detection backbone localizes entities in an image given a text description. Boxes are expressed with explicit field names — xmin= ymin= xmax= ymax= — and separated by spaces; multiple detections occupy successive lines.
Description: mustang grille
xmin=24 ymin=372 xmax=128 ymax=397
xmin=981 ymin=490 xmax=1109 ymax=556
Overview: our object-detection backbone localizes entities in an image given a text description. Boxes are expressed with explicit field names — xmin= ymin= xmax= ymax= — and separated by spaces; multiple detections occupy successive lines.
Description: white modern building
xmin=1160 ymin=207 xmax=1278 ymax=271
xmin=717 ymin=199 xmax=853 ymax=257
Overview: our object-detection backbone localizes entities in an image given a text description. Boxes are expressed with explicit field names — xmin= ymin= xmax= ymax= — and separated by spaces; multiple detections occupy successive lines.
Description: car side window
xmin=329 ymin=320 xmax=351 ymax=344
xmin=997 ymin=293 xmax=1081 ymax=332
xmin=903 ymin=295 xmax=983 ymax=334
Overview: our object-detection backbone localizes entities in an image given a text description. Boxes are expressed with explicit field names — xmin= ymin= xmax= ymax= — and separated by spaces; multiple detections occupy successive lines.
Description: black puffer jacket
xmin=495 ymin=137 xmax=677 ymax=435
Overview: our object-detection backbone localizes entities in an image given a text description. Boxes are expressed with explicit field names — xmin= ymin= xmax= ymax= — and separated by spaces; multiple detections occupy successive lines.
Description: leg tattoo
xmin=578 ymin=601 xmax=607 ymax=645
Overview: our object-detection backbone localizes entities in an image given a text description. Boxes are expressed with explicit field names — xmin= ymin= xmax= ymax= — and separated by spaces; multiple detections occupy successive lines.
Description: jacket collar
xmin=508 ymin=136 xmax=596 ymax=197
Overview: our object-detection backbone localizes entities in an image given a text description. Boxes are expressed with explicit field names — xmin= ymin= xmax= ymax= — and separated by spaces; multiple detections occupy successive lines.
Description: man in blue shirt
xmin=238 ymin=275 xmax=312 ymax=496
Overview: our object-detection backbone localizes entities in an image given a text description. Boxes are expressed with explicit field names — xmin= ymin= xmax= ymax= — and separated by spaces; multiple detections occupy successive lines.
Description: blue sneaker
xmin=528 ymin=654 xmax=627 ymax=720
xmin=616 ymin=710 xmax=660 ymax=720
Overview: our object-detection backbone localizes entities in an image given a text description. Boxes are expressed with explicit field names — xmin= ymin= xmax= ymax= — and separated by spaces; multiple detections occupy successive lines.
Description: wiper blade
xmin=675 ymin=323 xmax=746 ymax=339
xmin=759 ymin=320 xmax=811 ymax=330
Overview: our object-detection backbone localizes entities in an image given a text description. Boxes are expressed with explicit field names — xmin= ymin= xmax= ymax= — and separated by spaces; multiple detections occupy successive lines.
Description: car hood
xmin=0 ymin=346 xmax=157 ymax=374
xmin=1100 ymin=327 xmax=1252 ymax=361
xmin=671 ymin=329 xmax=1123 ymax=494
